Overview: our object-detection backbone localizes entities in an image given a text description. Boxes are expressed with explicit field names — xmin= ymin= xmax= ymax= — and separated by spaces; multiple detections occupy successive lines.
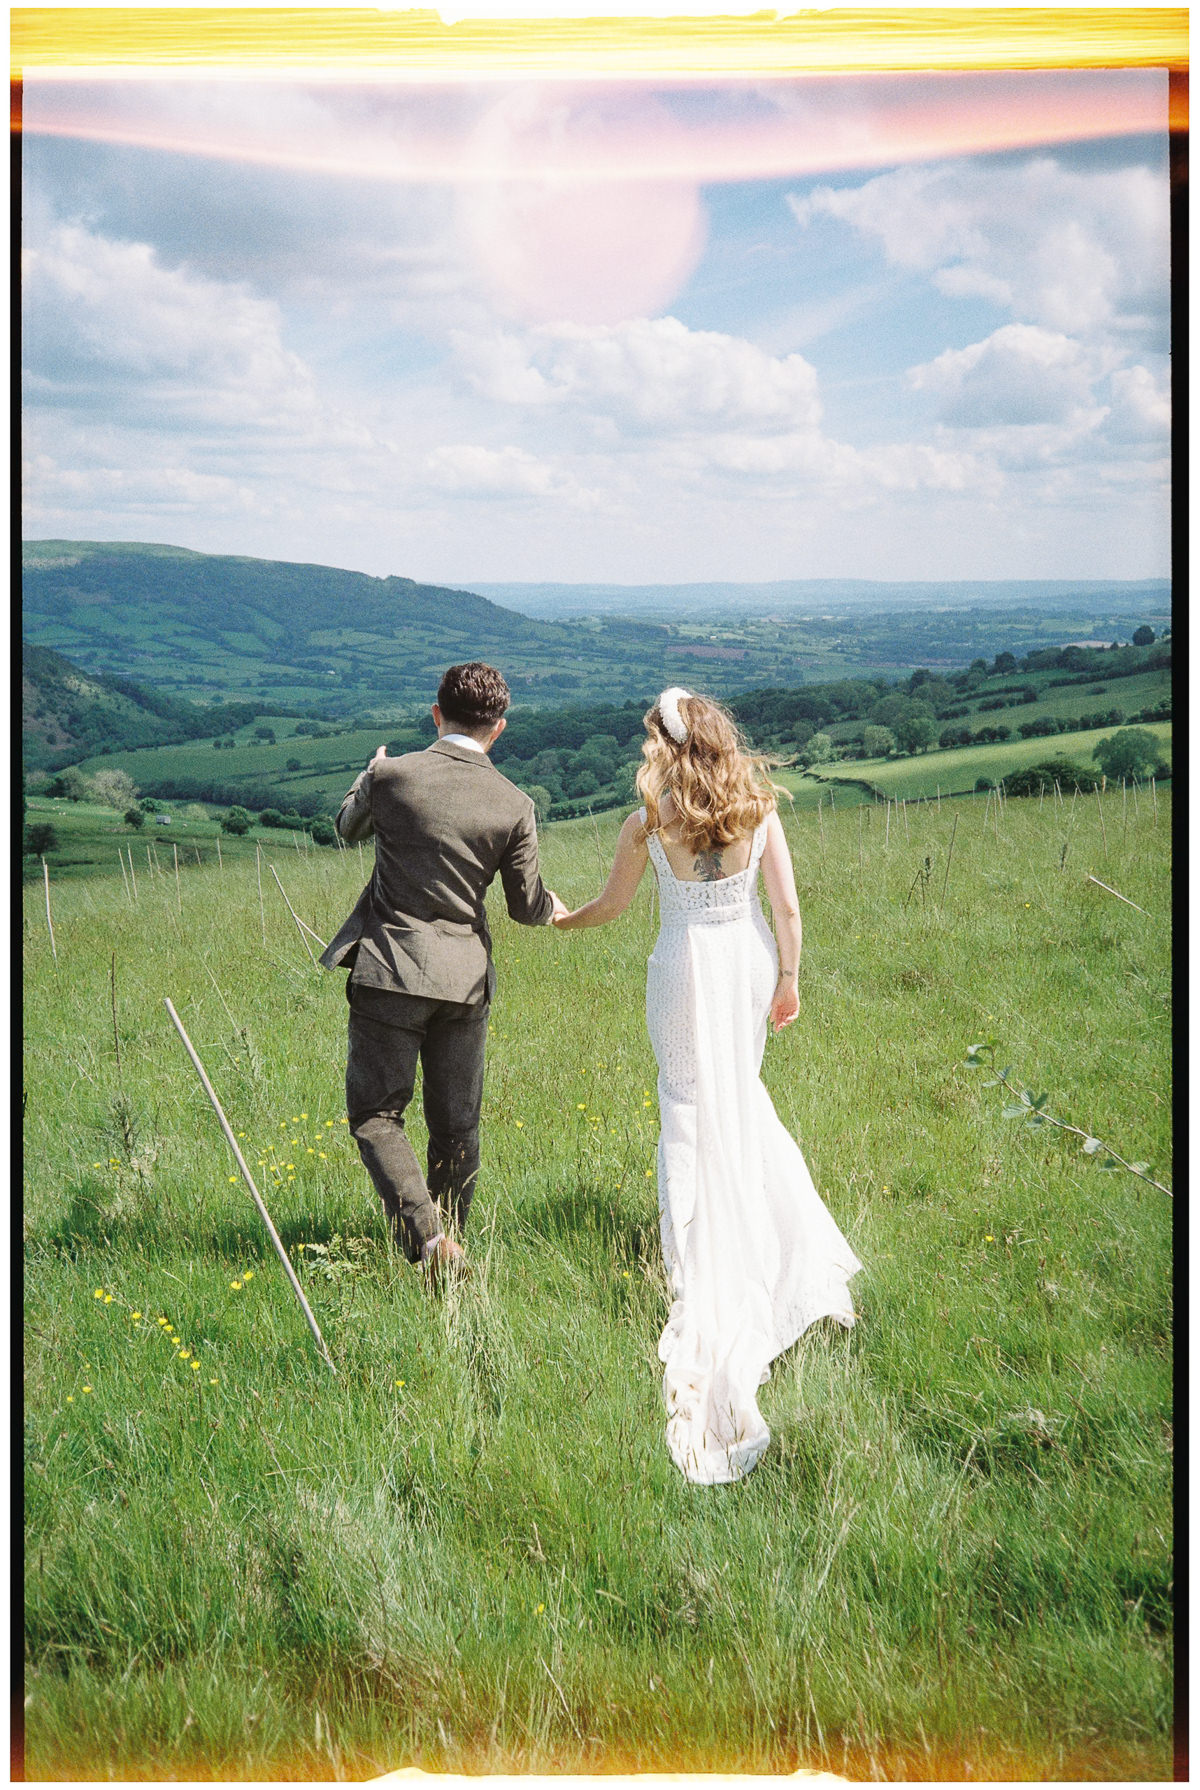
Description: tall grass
xmin=22 ymin=792 xmax=1173 ymax=1781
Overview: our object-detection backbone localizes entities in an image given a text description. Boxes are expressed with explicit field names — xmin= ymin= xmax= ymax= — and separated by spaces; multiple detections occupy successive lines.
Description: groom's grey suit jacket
xmin=320 ymin=739 xmax=555 ymax=1004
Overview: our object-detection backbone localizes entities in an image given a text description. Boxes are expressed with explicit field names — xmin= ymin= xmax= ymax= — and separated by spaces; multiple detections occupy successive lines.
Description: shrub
xmin=1002 ymin=759 xmax=1098 ymax=797
xmin=25 ymin=821 xmax=59 ymax=855
xmin=1092 ymin=728 xmax=1169 ymax=782
xmin=862 ymin=724 xmax=896 ymax=759
xmin=798 ymin=731 xmax=834 ymax=767
xmin=974 ymin=777 xmax=993 ymax=793
xmin=124 ymin=807 xmax=146 ymax=830
xmin=525 ymin=785 xmax=553 ymax=823
xmin=220 ymin=806 xmax=252 ymax=836
xmin=46 ymin=767 xmax=91 ymax=802
xmin=308 ymin=818 xmax=336 ymax=847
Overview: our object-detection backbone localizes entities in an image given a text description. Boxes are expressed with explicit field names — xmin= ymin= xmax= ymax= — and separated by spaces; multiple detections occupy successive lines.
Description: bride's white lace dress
xmin=643 ymin=814 xmax=863 ymax=1485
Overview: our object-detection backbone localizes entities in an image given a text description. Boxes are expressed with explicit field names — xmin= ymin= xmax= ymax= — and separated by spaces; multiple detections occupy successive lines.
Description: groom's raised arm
xmin=499 ymin=804 xmax=558 ymax=926
xmin=336 ymin=748 xmax=387 ymax=842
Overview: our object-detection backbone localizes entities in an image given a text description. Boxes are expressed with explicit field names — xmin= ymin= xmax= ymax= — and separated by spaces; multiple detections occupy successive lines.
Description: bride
xmin=553 ymin=687 xmax=862 ymax=1485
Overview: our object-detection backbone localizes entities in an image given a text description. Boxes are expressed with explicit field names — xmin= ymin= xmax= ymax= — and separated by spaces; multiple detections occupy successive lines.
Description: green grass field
xmin=794 ymin=723 xmax=1173 ymax=804
xmin=23 ymin=791 xmax=1173 ymax=1781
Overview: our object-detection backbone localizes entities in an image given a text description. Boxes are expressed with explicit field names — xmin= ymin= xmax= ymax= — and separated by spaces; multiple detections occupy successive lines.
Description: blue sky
xmin=21 ymin=70 xmax=1171 ymax=585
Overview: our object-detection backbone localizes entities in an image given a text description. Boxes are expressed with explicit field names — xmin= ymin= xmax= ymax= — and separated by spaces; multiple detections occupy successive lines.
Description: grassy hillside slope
xmin=794 ymin=723 xmax=1173 ymax=804
xmin=23 ymin=793 xmax=1172 ymax=1781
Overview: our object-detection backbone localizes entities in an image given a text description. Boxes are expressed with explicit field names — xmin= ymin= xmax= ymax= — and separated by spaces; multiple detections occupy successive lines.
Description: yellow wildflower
xmin=242 ymin=1270 xmax=254 ymax=1281
xmin=231 ymin=1281 xmax=243 ymax=1291
xmin=81 ymin=1386 xmax=93 ymax=1394
xmin=94 ymin=1289 xmax=105 ymax=1300
xmin=301 ymin=1112 xmax=308 ymax=1120
xmin=130 ymin=1312 xmax=142 ymax=1321
xmin=191 ymin=1361 xmax=200 ymax=1371
xmin=66 ymin=1395 xmax=74 ymax=1403
xmin=209 ymin=1378 xmax=219 ymax=1385
xmin=104 ymin=1295 xmax=113 ymax=1304
xmin=229 ymin=1176 xmax=238 ymax=1184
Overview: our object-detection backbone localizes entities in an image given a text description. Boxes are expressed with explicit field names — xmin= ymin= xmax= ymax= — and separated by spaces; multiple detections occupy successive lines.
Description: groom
xmin=320 ymin=661 xmax=565 ymax=1272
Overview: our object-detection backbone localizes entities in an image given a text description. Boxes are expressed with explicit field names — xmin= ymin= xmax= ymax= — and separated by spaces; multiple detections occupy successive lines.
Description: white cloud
xmin=22 ymin=220 xmax=321 ymax=432
xmin=423 ymin=442 xmax=581 ymax=501
xmin=790 ymin=156 xmax=1168 ymax=340
xmin=456 ymin=316 xmax=823 ymax=436
xmin=1105 ymin=364 xmax=1172 ymax=442
xmin=908 ymin=323 xmax=1103 ymax=428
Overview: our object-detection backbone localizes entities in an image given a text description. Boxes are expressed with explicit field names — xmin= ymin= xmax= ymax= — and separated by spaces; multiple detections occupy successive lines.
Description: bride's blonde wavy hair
xmin=636 ymin=691 xmax=778 ymax=854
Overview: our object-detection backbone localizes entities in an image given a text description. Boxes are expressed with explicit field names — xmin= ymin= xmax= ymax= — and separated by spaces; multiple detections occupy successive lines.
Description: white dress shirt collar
xmin=439 ymin=732 xmax=486 ymax=753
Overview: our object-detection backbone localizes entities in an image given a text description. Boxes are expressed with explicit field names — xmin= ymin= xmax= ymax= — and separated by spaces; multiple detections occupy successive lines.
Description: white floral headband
xmin=656 ymin=687 xmax=692 ymax=745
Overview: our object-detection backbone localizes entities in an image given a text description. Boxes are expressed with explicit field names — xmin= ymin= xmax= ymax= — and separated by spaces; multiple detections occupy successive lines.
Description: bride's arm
xmin=552 ymin=812 xmax=649 ymax=929
xmin=760 ymin=809 xmax=802 ymax=1032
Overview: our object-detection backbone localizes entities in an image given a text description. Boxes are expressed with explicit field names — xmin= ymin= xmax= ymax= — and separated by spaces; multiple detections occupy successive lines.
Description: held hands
xmin=769 ymin=977 xmax=800 ymax=1034
xmin=548 ymin=891 xmax=573 ymax=926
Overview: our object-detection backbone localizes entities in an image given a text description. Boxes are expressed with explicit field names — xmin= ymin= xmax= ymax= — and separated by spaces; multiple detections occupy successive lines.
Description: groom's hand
xmin=547 ymin=890 xmax=570 ymax=924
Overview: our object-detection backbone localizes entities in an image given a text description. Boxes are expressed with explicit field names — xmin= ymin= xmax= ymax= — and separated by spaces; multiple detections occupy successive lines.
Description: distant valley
xmin=22 ymin=540 xmax=1171 ymax=720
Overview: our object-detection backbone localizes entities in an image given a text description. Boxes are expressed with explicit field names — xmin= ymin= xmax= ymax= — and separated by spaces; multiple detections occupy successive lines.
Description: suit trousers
xmin=346 ymin=982 xmax=489 ymax=1261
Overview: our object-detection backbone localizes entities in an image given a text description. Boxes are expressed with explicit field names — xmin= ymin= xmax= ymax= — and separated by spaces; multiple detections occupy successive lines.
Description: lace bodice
xmin=643 ymin=814 xmax=769 ymax=927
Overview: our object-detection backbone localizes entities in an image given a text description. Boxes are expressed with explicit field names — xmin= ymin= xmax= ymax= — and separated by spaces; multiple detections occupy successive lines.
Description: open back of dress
xmin=643 ymin=813 xmax=863 ymax=1484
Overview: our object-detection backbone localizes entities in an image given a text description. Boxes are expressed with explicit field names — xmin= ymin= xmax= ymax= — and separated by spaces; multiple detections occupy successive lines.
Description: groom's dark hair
xmin=437 ymin=661 xmax=511 ymax=734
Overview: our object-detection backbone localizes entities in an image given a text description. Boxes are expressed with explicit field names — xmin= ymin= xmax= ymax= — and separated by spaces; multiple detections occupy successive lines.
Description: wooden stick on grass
xmin=42 ymin=860 xmax=57 ymax=961
xmin=1094 ymin=782 xmax=1108 ymax=860
xmin=173 ymin=844 xmax=182 ymax=914
xmin=118 ymin=851 xmax=132 ymax=905
xmin=1086 ymin=873 xmax=1147 ymax=916
xmin=938 ymin=813 xmax=959 ymax=910
xmin=269 ymin=864 xmax=320 ymax=964
xmin=127 ymin=847 xmax=138 ymax=901
xmin=163 ymin=999 xmax=336 ymax=1373
xmin=256 ymin=843 xmax=267 ymax=946
xmin=110 ymin=952 xmax=123 ymax=1086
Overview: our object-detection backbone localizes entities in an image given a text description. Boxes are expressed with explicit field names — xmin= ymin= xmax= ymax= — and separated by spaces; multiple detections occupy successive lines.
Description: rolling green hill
xmin=21 ymin=641 xmax=271 ymax=772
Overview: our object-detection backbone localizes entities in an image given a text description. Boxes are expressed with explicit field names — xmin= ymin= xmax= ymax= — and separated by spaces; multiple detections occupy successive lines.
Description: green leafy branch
xmin=964 ymin=1040 xmax=1172 ymax=1198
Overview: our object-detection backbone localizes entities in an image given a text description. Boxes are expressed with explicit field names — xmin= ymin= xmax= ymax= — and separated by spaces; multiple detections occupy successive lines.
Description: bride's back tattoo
xmin=694 ymin=849 xmax=725 ymax=882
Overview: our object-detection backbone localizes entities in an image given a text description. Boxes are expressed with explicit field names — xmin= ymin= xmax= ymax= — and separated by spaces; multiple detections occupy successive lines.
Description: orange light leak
xmin=9 ymin=8 xmax=1190 ymax=85
xmin=12 ymin=71 xmax=1176 ymax=186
